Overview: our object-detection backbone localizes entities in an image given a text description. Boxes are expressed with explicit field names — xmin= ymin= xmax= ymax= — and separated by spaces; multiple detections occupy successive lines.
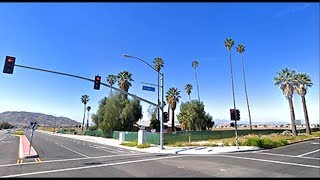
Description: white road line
xmin=297 ymin=149 xmax=320 ymax=157
xmin=59 ymin=145 xmax=89 ymax=158
xmin=0 ymin=137 xmax=6 ymax=142
xmin=217 ymin=155 xmax=320 ymax=169
xmin=89 ymin=146 xmax=121 ymax=154
xmin=254 ymin=152 xmax=320 ymax=160
xmin=1 ymin=154 xmax=186 ymax=177
xmin=0 ymin=152 xmax=151 ymax=168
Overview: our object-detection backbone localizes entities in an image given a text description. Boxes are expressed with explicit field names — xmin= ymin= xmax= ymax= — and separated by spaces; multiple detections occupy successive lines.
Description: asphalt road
xmin=0 ymin=130 xmax=319 ymax=177
xmin=0 ymin=130 xmax=19 ymax=165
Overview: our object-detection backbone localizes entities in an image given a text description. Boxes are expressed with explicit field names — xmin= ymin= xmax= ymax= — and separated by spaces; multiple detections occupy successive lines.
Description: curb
xmin=19 ymin=135 xmax=39 ymax=159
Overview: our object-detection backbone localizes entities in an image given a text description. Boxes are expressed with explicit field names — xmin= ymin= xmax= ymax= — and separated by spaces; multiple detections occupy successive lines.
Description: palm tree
xmin=106 ymin=74 xmax=117 ymax=95
xmin=86 ymin=106 xmax=91 ymax=130
xmin=117 ymin=71 xmax=134 ymax=99
xmin=166 ymin=87 xmax=181 ymax=132
xmin=236 ymin=44 xmax=253 ymax=130
xmin=165 ymin=94 xmax=171 ymax=124
xmin=153 ymin=57 xmax=165 ymax=125
xmin=192 ymin=60 xmax=200 ymax=102
xmin=225 ymin=38 xmax=239 ymax=147
xmin=274 ymin=68 xmax=297 ymax=136
xmin=185 ymin=84 xmax=193 ymax=101
xmin=80 ymin=94 xmax=90 ymax=131
xmin=294 ymin=73 xmax=313 ymax=135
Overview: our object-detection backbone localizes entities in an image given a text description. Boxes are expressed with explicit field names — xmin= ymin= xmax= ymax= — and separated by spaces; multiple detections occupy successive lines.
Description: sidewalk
xmin=37 ymin=130 xmax=261 ymax=155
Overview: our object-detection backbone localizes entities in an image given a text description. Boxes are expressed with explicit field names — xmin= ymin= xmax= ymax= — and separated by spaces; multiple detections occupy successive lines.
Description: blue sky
xmin=0 ymin=2 xmax=319 ymax=125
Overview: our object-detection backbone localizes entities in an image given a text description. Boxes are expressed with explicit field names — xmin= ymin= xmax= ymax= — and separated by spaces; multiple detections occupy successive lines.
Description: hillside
xmin=0 ymin=111 xmax=80 ymax=127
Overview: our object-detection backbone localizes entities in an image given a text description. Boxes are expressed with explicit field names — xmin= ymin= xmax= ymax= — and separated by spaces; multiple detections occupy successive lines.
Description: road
xmin=0 ymin=130 xmax=319 ymax=177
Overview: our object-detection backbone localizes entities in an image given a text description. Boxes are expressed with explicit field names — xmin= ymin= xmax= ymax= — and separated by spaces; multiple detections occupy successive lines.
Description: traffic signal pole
xmin=13 ymin=64 xmax=160 ymax=108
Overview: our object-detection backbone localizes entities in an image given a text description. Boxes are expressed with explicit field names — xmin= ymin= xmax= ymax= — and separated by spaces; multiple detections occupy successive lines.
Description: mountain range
xmin=0 ymin=111 xmax=80 ymax=127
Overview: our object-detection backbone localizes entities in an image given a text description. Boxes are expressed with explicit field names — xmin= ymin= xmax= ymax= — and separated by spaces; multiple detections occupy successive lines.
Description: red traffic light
xmin=3 ymin=56 xmax=16 ymax=74
xmin=94 ymin=75 xmax=101 ymax=90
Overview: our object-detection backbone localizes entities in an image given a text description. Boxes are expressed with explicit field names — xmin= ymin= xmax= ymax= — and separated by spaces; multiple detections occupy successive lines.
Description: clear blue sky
xmin=0 ymin=2 xmax=319 ymax=125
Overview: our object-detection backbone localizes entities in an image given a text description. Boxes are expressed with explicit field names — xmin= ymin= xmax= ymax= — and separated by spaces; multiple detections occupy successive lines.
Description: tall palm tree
xmin=185 ymin=84 xmax=193 ymax=101
xmin=294 ymin=73 xmax=313 ymax=135
xmin=166 ymin=87 xmax=181 ymax=132
xmin=86 ymin=106 xmax=91 ymax=130
xmin=80 ymin=94 xmax=90 ymax=131
xmin=274 ymin=68 xmax=297 ymax=136
xmin=106 ymin=74 xmax=117 ymax=95
xmin=165 ymin=94 xmax=171 ymax=124
xmin=192 ymin=60 xmax=200 ymax=102
xmin=225 ymin=38 xmax=239 ymax=147
xmin=236 ymin=44 xmax=253 ymax=130
xmin=153 ymin=57 xmax=165 ymax=125
xmin=117 ymin=71 xmax=134 ymax=99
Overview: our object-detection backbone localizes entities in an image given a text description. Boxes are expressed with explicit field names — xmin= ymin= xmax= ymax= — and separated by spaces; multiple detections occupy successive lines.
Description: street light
xmin=123 ymin=54 xmax=164 ymax=150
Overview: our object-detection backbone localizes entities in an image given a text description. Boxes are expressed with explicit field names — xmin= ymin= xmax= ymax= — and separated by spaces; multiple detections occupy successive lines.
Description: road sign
xmin=142 ymin=85 xmax=155 ymax=92
xmin=30 ymin=121 xmax=38 ymax=130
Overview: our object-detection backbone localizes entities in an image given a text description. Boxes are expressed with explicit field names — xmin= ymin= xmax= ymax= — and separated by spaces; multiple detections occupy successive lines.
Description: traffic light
xmin=230 ymin=109 xmax=236 ymax=120
xmin=3 ymin=56 xmax=16 ymax=74
xmin=94 ymin=75 xmax=101 ymax=90
xmin=163 ymin=112 xmax=169 ymax=122
xmin=236 ymin=109 xmax=240 ymax=120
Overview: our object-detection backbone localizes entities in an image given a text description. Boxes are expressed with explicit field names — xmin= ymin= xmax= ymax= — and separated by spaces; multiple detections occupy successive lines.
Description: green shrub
xmin=121 ymin=141 xmax=138 ymax=147
xmin=137 ymin=143 xmax=151 ymax=148
xmin=12 ymin=131 xmax=24 ymax=135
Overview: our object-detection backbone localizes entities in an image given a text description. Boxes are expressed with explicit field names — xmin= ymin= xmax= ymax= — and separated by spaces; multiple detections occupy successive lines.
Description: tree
xmin=106 ymin=74 xmax=117 ymax=95
xmin=166 ymin=87 xmax=181 ymax=132
xmin=177 ymin=101 xmax=214 ymax=131
xmin=294 ymin=73 xmax=313 ymax=135
xmin=225 ymin=38 xmax=237 ymax=114
xmin=153 ymin=57 xmax=165 ymax=130
xmin=81 ymin=94 xmax=90 ymax=131
xmin=236 ymin=44 xmax=253 ymax=130
xmin=274 ymin=68 xmax=297 ymax=136
xmin=192 ymin=60 xmax=200 ymax=102
xmin=86 ymin=106 xmax=91 ymax=130
xmin=185 ymin=84 xmax=193 ymax=101
xmin=93 ymin=92 xmax=142 ymax=136
xmin=117 ymin=71 xmax=134 ymax=99
xmin=148 ymin=107 xmax=159 ymax=132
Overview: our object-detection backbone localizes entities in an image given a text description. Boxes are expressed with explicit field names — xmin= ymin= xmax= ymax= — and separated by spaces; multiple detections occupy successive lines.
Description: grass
xmin=167 ymin=131 xmax=320 ymax=149
xmin=120 ymin=140 xmax=151 ymax=148
xmin=213 ymin=131 xmax=320 ymax=149
xmin=12 ymin=130 xmax=24 ymax=135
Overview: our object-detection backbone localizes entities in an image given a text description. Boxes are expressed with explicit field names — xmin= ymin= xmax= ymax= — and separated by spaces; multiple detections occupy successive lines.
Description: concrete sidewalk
xmin=36 ymin=130 xmax=261 ymax=155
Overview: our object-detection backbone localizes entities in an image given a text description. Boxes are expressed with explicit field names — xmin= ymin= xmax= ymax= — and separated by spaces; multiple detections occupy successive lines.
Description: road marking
xmin=1 ymin=154 xmax=186 ymax=177
xmin=254 ymin=152 xmax=320 ymax=160
xmin=59 ymin=144 xmax=89 ymax=158
xmin=297 ymin=149 xmax=320 ymax=157
xmin=0 ymin=152 xmax=151 ymax=168
xmin=311 ymin=142 xmax=320 ymax=145
xmin=0 ymin=137 xmax=6 ymax=142
xmin=216 ymin=154 xmax=320 ymax=169
xmin=89 ymin=146 xmax=121 ymax=154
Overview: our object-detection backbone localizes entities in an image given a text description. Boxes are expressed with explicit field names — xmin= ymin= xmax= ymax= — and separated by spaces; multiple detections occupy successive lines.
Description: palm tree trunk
xmin=188 ymin=94 xmax=191 ymax=101
xmin=301 ymin=96 xmax=311 ymax=134
xmin=171 ymin=109 xmax=175 ymax=132
xmin=157 ymin=72 xmax=160 ymax=129
xmin=241 ymin=54 xmax=252 ymax=130
xmin=229 ymin=51 xmax=239 ymax=147
xmin=195 ymin=70 xmax=200 ymax=102
xmin=288 ymin=98 xmax=297 ymax=136
xmin=86 ymin=111 xmax=89 ymax=130
xmin=82 ymin=104 xmax=86 ymax=131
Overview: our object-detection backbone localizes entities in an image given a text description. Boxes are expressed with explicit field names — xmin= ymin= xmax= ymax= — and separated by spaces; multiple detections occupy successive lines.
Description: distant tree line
xmin=0 ymin=122 xmax=14 ymax=129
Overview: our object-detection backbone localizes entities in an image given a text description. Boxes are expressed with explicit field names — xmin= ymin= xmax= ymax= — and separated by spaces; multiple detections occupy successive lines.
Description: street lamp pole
xmin=123 ymin=54 xmax=164 ymax=150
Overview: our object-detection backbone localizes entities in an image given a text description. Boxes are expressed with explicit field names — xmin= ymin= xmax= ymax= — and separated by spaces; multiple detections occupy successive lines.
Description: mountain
xmin=0 ymin=111 xmax=80 ymax=127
